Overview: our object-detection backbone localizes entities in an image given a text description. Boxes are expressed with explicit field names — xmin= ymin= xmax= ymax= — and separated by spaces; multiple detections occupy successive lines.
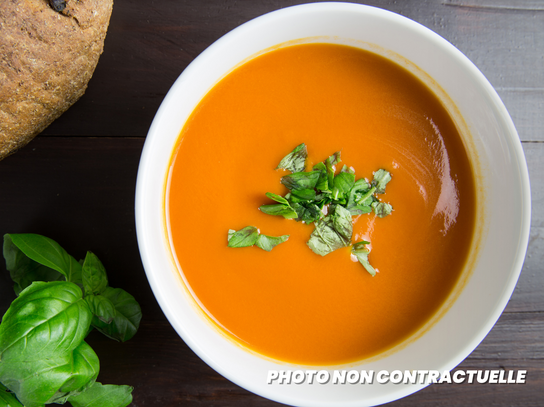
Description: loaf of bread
xmin=0 ymin=0 xmax=114 ymax=160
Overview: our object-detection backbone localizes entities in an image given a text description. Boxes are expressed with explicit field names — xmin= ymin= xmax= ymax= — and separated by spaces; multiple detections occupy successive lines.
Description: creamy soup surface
xmin=167 ymin=43 xmax=476 ymax=365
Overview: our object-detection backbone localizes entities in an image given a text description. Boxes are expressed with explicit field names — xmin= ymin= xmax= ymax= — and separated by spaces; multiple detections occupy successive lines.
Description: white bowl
xmin=135 ymin=3 xmax=531 ymax=406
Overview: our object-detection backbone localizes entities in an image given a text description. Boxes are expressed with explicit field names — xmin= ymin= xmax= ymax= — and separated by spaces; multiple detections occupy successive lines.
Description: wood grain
xmin=1 ymin=0 xmax=542 ymax=406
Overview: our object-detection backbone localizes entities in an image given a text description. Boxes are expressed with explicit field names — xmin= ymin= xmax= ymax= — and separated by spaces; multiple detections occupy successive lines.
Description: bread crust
xmin=0 ymin=0 xmax=113 ymax=160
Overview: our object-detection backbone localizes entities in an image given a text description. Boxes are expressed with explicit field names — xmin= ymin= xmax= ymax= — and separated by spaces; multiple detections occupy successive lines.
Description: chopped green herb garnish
xmin=276 ymin=143 xmax=308 ymax=173
xmin=228 ymin=143 xmax=394 ymax=273
xmin=228 ymin=226 xmax=289 ymax=251
xmin=351 ymin=241 xmax=376 ymax=276
xmin=307 ymin=205 xmax=352 ymax=256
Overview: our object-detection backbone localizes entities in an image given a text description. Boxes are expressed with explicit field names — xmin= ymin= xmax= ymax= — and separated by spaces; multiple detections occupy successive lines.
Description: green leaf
xmin=292 ymin=202 xmax=323 ymax=224
xmin=90 ymin=287 xmax=142 ymax=342
xmin=289 ymin=188 xmax=316 ymax=203
xmin=325 ymin=151 xmax=341 ymax=188
xmin=259 ymin=204 xmax=298 ymax=219
xmin=85 ymin=294 xmax=117 ymax=324
xmin=227 ymin=226 xmax=259 ymax=248
xmin=68 ymin=382 xmax=133 ymax=407
xmin=259 ymin=193 xmax=298 ymax=219
xmin=280 ymin=170 xmax=320 ymax=191
xmin=352 ymin=241 xmax=376 ymax=276
xmin=82 ymin=252 xmax=108 ymax=296
xmin=312 ymin=162 xmax=330 ymax=192
xmin=372 ymin=201 xmax=393 ymax=218
xmin=0 ymin=340 xmax=98 ymax=407
xmin=6 ymin=234 xmax=82 ymax=284
xmin=372 ymin=169 xmax=392 ymax=194
xmin=307 ymin=205 xmax=353 ymax=256
xmin=275 ymin=143 xmax=307 ymax=173
xmin=332 ymin=171 xmax=355 ymax=200
xmin=348 ymin=205 xmax=373 ymax=216
xmin=255 ymin=234 xmax=289 ymax=252
xmin=3 ymin=234 xmax=65 ymax=295
xmin=57 ymin=341 xmax=99 ymax=397
xmin=0 ymin=281 xmax=92 ymax=363
xmin=0 ymin=383 xmax=23 ymax=407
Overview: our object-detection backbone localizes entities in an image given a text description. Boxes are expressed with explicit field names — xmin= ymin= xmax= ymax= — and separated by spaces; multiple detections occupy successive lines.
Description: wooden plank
xmin=38 ymin=0 xmax=543 ymax=142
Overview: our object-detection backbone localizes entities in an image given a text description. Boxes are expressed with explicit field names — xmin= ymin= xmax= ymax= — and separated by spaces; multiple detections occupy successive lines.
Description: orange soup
xmin=167 ymin=43 xmax=476 ymax=365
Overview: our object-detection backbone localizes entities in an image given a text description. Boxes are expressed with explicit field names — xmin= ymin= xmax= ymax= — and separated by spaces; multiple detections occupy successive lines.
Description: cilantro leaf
xmin=276 ymin=143 xmax=308 ymax=173
xmin=352 ymin=241 xmax=376 ymax=276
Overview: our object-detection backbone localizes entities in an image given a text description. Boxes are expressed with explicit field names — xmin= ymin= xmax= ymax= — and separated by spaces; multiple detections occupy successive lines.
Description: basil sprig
xmin=1 ymin=233 xmax=139 ymax=407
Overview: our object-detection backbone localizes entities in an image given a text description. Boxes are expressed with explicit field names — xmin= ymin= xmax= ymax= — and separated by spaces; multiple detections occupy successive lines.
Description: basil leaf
xmin=264 ymin=192 xmax=290 ymax=205
xmin=280 ymin=170 xmax=320 ymax=191
xmin=372 ymin=201 xmax=393 ymax=218
xmin=68 ymin=382 xmax=133 ymax=407
xmin=292 ymin=202 xmax=323 ymax=224
xmin=82 ymin=252 xmax=108 ymax=296
xmin=307 ymin=205 xmax=353 ymax=256
xmin=227 ymin=226 xmax=259 ymax=247
xmin=6 ymin=234 xmax=82 ymax=284
xmin=372 ymin=169 xmax=392 ymax=194
xmin=90 ymin=287 xmax=142 ymax=342
xmin=312 ymin=162 xmax=330 ymax=192
xmin=340 ymin=164 xmax=355 ymax=174
xmin=330 ymin=205 xmax=353 ymax=243
xmin=289 ymin=188 xmax=316 ymax=203
xmin=259 ymin=204 xmax=298 ymax=219
xmin=332 ymin=171 xmax=355 ymax=200
xmin=352 ymin=241 xmax=376 ymax=276
xmin=50 ymin=341 xmax=100 ymax=404
xmin=325 ymin=152 xmax=341 ymax=189
xmin=326 ymin=151 xmax=341 ymax=166
xmin=0 ymin=281 xmax=92 ymax=362
xmin=0 ymin=350 xmax=73 ymax=407
xmin=85 ymin=294 xmax=116 ymax=324
xmin=3 ymin=234 xmax=65 ymax=295
xmin=0 ymin=340 xmax=97 ymax=407
xmin=348 ymin=205 xmax=373 ymax=216
xmin=275 ymin=143 xmax=307 ymax=173
xmin=259 ymin=193 xmax=298 ymax=219
xmin=0 ymin=383 xmax=23 ymax=407
xmin=255 ymin=234 xmax=289 ymax=252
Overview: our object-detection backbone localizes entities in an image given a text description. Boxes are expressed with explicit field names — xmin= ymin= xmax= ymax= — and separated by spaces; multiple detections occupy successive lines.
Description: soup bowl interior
xmin=135 ymin=3 xmax=530 ymax=406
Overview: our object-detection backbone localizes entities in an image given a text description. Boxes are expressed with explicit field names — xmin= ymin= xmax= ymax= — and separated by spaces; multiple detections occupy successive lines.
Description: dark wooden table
xmin=1 ymin=1 xmax=542 ymax=406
